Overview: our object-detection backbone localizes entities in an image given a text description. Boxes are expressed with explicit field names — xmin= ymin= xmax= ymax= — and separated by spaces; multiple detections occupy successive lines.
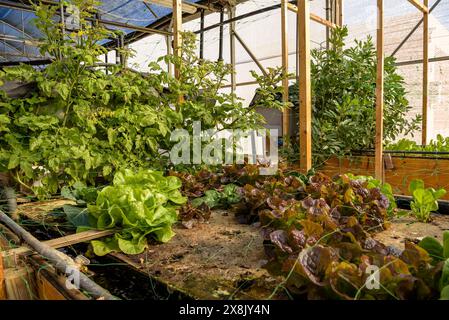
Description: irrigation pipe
xmin=0 ymin=209 xmax=119 ymax=300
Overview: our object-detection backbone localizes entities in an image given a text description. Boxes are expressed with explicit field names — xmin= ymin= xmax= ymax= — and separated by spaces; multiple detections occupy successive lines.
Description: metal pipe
xmin=199 ymin=9 xmax=204 ymax=59
xmin=391 ymin=0 xmax=442 ymax=57
xmin=395 ymin=55 xmax=449 ymax=66
xmin=194 ymin=1 xmax=298 ymax=35
xmin=218 ymin=9 xmax=224 ymax=62
xmin=233 ymin=31 xmax=268 ymax=76
xmin=0 ymin=209 xmax=119 ymax=300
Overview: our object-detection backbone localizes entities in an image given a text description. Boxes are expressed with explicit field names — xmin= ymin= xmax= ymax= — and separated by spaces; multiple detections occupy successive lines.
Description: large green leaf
xmin=444 ymin=231 xmax=449 ymax=260
xmin=418 ymin=237 xmax=444 ymax=264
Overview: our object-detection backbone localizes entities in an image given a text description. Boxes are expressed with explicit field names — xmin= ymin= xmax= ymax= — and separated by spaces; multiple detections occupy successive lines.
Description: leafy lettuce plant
xmin=191 ymin=184 xmax=242 ymax=209
xmin=386 ymin=134 xmax=449 ymax=156
xmin=409 ymin=179 xmax=446 ymax=222
xmin=418 ymin=232 xmax=449 ymax=299
xmin=81 ymin=169 xmax=186 ymax=256
xmin=346 ymin=174 xmax=397 ymax=216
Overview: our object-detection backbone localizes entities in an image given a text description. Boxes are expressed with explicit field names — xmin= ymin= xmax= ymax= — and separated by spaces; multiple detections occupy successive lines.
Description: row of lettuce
xmin=58 ymin=164 xmax=449 ymax=300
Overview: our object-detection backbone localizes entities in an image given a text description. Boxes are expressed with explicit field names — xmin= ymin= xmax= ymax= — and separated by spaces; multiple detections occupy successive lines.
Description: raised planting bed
xmin=319 ymin=155 xmax=449 ymax=200
xmin=3 ymin=197 xmax=449 ymax=300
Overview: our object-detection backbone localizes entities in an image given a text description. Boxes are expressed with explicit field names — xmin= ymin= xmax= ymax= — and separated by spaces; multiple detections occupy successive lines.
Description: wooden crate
xmin=319 ymin=155 xmax=449 ymax=200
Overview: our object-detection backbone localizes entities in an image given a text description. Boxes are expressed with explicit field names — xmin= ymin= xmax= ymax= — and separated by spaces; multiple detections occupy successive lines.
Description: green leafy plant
xmin=284 ymin=27 xmax=420 ymax=165
xmin=78 ymin=169 xmax=186 ymax=256
xmin=418 ymin=232 xmax=449 ymax=299
xmin=191 ymin=184 xmax=242 ymax=209
xmin=227 ymin=170 xmax=443 ymax=299
xmin=346 ymin=174 xmax=397 ymax=216
xmin=409 ymin=179 xmax=446 ymax=222
xmin=61 ymin=181 xmax=99 ymax=205
xmin=386 ymin=134 xmax=449 ymax=156
xmin=0 ymin=1 xmax=288 ymax=198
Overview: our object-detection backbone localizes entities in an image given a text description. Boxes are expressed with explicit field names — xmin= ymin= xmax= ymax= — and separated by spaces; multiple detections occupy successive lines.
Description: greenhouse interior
xmin=1 ymin=0 xmax=449 ymax=305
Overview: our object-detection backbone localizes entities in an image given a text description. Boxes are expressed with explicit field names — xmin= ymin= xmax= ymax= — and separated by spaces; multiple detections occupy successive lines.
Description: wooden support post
xmin=281 ymin=0 xmax=290 ymax=139
xmin=229 ymin=6 xmax=236 ymax=95
xmin=338 ymin=0 xmax=344 ymax=26
xmin=422 ymin=0 xmax=429 ymax=145
xmin=298 ymin=0 xmax=312 ymax=173
xmin=173 ymin=0 xmax=183 ymax=80
xmin=375 ymin=0 xmax=384 ymax=181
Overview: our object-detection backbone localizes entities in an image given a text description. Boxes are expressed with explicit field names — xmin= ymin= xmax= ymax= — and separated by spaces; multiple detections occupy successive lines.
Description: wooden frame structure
xmin=278 ymin=0 xmax=431 ymax=179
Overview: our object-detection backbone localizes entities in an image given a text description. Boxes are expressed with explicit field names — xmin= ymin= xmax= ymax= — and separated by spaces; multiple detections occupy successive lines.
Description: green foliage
xmin=61 ymin=181 xmax=99 ymax=204
xmin=81 ymin=169 xmax=186 ymax=256
xmin=346 ymin=174 xmax=397 ymax=216
xmin=409 ymin=179 xmax=446 ymax=222
xmin=285 ymin=27 xmax=420 ymax=164
xmin=418 ymin=232 xmax=449 ymax=299
xmin=0 ymin=1 xmax=288 ymax=198
xmin=191 ymin=184 xmax=242 ymax=209
xmin=386 ymin=134 xmax=449 ymax=156
xmin=225 ymin=170 xmax=443 ymax=299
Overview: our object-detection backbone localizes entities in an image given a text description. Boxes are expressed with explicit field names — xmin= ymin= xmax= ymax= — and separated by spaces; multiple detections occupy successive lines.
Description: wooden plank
xmin=4 ymin=267 xmax=37 ymax=300
xmin=281 ymin=0 xmax=290 ymax=139
xmin=422 ymin=0 xmax=429 ymax=145
xmin=288 ymin=3 xmax=336 ymax=29
xmin=0 ymin=223 xmax=20 ymax=249
xmin=407 ymin=0 xmax=429 ymax=13
xmin=311 ymin=13 xmax=337 ymax=29
xmin=144 ymin=0 xmax=196 ymax=14
xmin=173 ymin=0 xmax=183 ymax=80
xmin=2 ymin=230 xmax=115 ymax=259
xmin=375 ymin=0 xmax=384 ymax=181
xmin=0 ymin=254 xmax=6 ymax=299
xmin=298 ymin=0 xmax=312 ymax=173
xmin=319 ymin=155 xmax=449 ymax=200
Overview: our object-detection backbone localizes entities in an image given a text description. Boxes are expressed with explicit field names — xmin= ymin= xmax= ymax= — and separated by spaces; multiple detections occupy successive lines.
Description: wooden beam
xmin=144 ymin=0 xmax=197 ymax=14
xmin=288 ymin=3 xmax=337 ymax=29
xmin=375 ymin=0 xmax=384 ymax=181
xmin=173 ymin=0 xmax=183 ymax=80
xmin=281 ymin=0 xmax=290 ymax=139
xmin=298 ymin=0 xmax=312 ymax=173
xmin=2 ymin=230 xmax=115 ymax=260
xmin=407 ymin=0 xmax=429 ymax=13
xmin=422 ymin=0 xmax=429 ymax=145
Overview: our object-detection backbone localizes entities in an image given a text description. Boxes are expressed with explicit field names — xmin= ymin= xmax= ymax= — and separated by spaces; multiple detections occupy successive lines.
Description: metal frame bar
xmin=391 ymin=0 xmax=441 ymax=57
xmin=233 ymin=31 xmax=267 ymax=76
xmin=0 ymin=0 xmax=172 ymax=36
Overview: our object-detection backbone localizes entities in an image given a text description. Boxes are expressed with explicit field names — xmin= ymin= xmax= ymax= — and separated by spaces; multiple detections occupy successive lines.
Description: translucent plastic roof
xmin=0 ymin=0 xmax=202 ymax=63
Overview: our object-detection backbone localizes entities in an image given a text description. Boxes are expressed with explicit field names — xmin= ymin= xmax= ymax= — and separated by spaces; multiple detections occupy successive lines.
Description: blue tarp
xmin=0 ymin=0 xmax=201 ymax=63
